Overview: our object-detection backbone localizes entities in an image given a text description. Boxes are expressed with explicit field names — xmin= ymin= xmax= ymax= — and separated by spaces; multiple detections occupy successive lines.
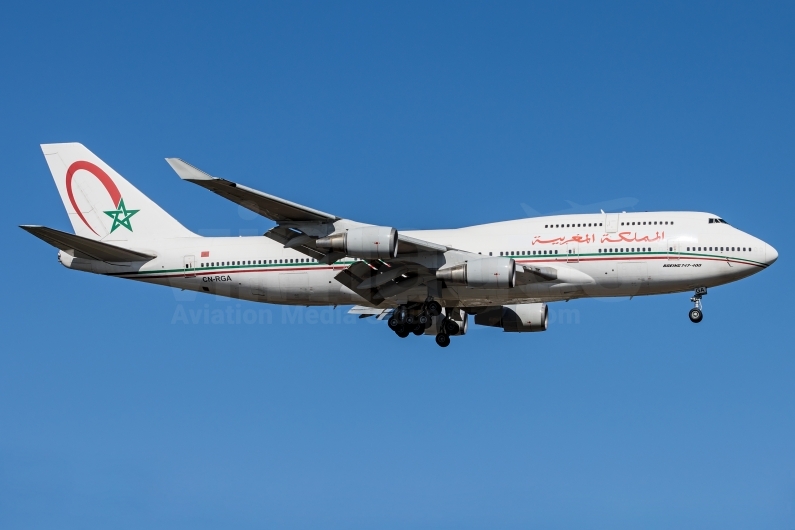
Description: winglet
xmin=166 ymin=158 xmax=216 ymax=182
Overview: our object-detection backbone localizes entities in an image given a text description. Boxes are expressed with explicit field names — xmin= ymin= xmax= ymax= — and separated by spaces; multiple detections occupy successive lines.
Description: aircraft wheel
xmin=443 ymin=319 xmax=460 ymax=335
xmin=412 ymin=324 xmax=424 ymax=336
xmin=405 ymin=315 xmax=415 ymax=325
xmin=689 ymin=308 xmax=703 ymax=323
xmin=435 ymin=333 xmax=451 ymax=347
xmin=396 ymin=328 xmax=410 ymax=338
xmin=418 ymin=314 xmax=429 ymax=325
xmin=427 ymin=301 xmax=442 ymax=316
xmin=388 ymin=317 xmax=400 ymax=330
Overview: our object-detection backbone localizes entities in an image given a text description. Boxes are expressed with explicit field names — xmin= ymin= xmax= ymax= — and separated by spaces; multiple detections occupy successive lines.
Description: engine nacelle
xmin=473 ymin=303 xmax=548 ymax=332
xmin=316 ymin=226 xmax=398 ymax=260
xmin=436 ymin=257 xmax=516 ymax=289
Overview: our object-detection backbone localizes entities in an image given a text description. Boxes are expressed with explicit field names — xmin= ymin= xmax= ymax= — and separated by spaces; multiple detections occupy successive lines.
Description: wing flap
xmin=21 ymin=225 xmax=156 ymax=262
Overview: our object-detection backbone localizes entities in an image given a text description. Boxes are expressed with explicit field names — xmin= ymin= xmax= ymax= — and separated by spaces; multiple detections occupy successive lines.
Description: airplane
xmin=22 ymin=143 xmax=778 ymax=347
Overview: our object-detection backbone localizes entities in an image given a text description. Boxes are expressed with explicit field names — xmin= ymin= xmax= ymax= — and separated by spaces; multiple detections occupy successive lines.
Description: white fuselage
xmin=58 ymin=211 xmax=777 ymax=308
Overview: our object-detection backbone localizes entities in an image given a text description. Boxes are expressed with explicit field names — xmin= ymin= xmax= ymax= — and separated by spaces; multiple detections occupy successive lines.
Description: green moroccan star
xmin=104 ymin=198 xmax=140 ymax=233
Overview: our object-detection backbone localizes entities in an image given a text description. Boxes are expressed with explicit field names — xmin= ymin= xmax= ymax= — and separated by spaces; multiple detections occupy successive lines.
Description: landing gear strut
xmin=388 ymin=300 xmax=450 ymax=345
xmin=689 ymin=287 xmax=706 ymax=323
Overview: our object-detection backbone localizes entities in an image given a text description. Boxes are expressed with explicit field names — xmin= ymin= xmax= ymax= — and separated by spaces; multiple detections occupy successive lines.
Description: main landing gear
xmin=689 ymin=287 xmax=707 ymax=323
xmin=388 ymin=300 xmax=453 ymax=347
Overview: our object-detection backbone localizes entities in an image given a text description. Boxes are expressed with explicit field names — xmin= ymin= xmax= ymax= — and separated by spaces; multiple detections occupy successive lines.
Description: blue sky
xmin=1 ymin=2 xmax=793 ymax=528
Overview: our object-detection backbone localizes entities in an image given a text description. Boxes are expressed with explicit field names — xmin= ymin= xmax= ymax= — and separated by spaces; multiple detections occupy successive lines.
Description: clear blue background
xmin=1 ymin=2 xmax=792 ymax=528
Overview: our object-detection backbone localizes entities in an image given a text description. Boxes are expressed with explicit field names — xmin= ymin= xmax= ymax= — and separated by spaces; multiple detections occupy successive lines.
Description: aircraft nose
xmin=765 ymin=243 xmax=778 ymax=265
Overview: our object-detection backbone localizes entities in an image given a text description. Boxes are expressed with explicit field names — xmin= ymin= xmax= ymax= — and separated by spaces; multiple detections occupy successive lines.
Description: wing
xmin=166 ymin=158 xmax=468 ymax=301
xmin=21 ymin=225 xmax=156 ymax=262
xmin=334 ymin=259 xmax=436 ymax=305
xmin=166 ymin=158 xmax=338 ymax=223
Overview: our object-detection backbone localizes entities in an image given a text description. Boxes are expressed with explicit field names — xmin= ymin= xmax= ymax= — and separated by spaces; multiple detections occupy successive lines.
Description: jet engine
xmin=435 ymin=257 xmax=516 ymax=289
xmin=316 ymin=226 xmax=398 ymax=260
xmin=473 ymin=303 xmax=548 ymax=332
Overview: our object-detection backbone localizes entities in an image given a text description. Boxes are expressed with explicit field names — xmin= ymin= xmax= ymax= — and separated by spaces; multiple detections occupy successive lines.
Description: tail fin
xmin=42 ymin=143 xmax=195 ymax=241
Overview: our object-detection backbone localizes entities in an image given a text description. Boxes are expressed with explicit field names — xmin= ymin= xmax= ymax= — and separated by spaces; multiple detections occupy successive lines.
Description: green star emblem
xmin=104 ymin=198 xmax=140 ymax=233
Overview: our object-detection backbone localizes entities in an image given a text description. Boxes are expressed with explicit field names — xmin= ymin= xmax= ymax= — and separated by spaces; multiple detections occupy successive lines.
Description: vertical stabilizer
xmin=42 ymin=143 xmax=195 ymax=241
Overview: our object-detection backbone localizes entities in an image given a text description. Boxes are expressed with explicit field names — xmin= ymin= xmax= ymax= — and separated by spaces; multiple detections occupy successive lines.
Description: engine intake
xmin=316 ymin=226 xmax=398 ymax=260
xmin=473 ymin=303 xmax=548 ymax=332
xmin=436 ymin=257 xmax=516 ymax=289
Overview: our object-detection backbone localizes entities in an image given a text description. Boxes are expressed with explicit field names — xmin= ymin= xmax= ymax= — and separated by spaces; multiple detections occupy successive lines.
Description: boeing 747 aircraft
xmin=22 ymin=144 xmax=778 ymax=347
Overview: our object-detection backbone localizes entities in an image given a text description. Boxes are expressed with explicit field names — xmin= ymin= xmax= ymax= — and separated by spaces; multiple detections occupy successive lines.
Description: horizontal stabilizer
xmin=20 ymin=225 xmax=156 ymax=262
xmin=166 ymin=158 xmax=338 ymax=223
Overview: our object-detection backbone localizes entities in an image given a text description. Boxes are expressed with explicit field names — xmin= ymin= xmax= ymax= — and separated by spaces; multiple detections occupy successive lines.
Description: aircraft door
xmin=667 ymin=241 xmax=680 ymax=260
xmin=183 ymin=255 xmax=196 ymax=278
xmin=566 ymin=242 xmax=579 ymax=263
xmin=605 ymin=213 xmax=619 ymax=233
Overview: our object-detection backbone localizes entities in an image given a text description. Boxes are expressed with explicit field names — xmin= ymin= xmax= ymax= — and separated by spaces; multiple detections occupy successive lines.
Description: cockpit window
xmin=708 ymin=218 xmax=730 ymax=225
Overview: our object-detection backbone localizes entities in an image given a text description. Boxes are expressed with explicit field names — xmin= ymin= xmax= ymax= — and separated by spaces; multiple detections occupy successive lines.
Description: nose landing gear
xmin=689 ymin=287 xmax=706 ymax=323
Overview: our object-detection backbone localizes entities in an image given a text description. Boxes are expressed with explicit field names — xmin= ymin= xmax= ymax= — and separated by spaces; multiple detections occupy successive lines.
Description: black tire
xmin=435 ymin=333 xmax=451 ymax=347
xmin=427 ymin=301 xmax=442 ymax=316
xmin=443 ymin=319 xmax=460 ymax=335
xmin=393 ymin=324 xmax=405 ymax=335
xmin=405 ymin=315 xmax=415 ymax=325
xmin=412 ymin=324 xmax=424 ymax=336
xmin=418 ymin=314 xmax=428 ymax=325
xmin=388 ymin=317 xmax=400 ymax=330
xmin=396 ymin=329 xmax=410 ymax=338
xmin=689 ymin=308 xmax=703 ymax=323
